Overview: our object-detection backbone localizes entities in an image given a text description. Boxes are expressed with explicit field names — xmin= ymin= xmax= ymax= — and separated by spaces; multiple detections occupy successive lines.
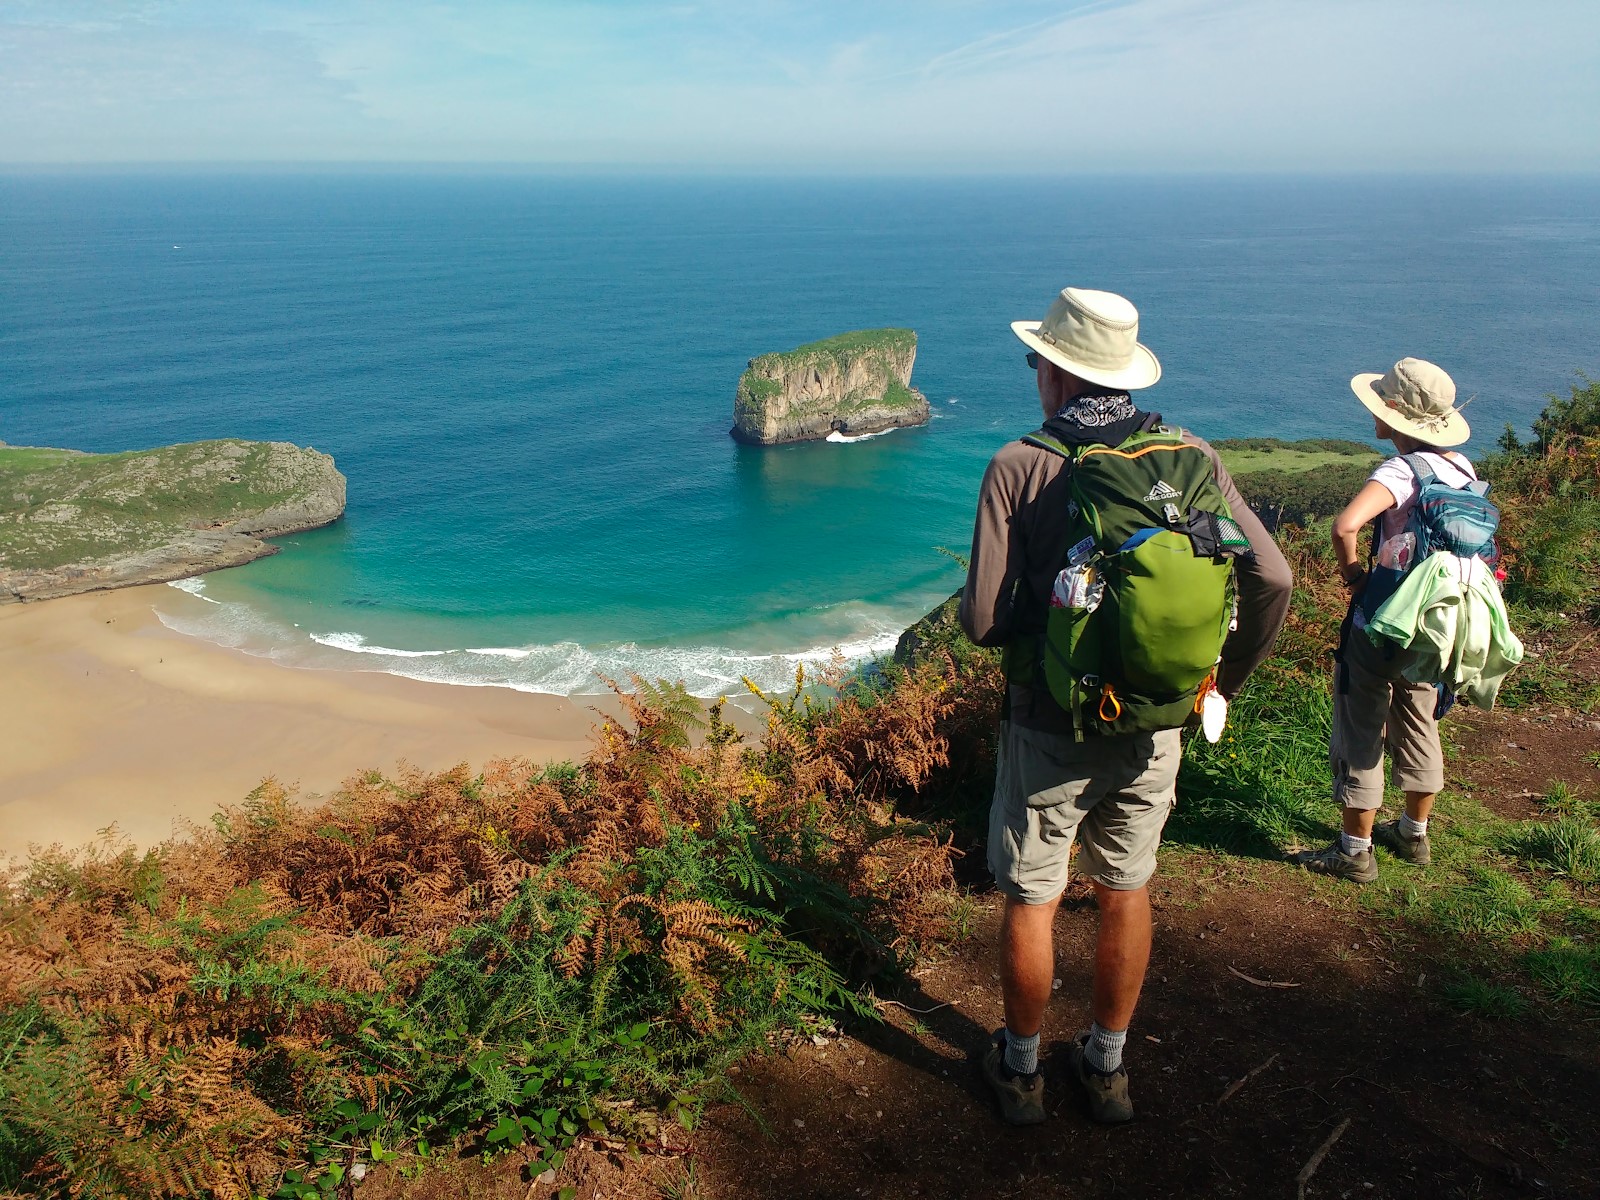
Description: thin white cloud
xmin=0 ymin=0 xmax=1595 ymax=168
xmin=917 ymin=0 xmax=1131 ymax=78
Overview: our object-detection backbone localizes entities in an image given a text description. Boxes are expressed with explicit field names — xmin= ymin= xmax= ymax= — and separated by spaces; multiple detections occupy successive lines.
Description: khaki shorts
xmin=988 ymin=721 xmax=1180 ymax=904
xmin=1331 ymin=622 xmax=1445 ymax=811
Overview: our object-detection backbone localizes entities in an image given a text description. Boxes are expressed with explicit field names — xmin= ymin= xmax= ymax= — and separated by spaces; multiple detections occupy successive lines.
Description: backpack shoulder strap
xmin=1020 ymin=429 xmax=1076 ymax=459
xmin=1400 ymin=452 xmax=1436 ymax=487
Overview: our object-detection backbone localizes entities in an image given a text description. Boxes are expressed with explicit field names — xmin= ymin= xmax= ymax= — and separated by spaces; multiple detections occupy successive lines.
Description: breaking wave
xmin=159 ymin=578 xmax=911 ymax=698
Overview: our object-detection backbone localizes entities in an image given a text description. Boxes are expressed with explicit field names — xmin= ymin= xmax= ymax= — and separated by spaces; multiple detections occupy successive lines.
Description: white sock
xmin=1340 ymin=832 xmax=1373 ymax=857
xmin=1004 ymin=1028 xmax=1040 ymax=1077
xmin=1400 ymin=813 xmax=1429 ymax=839
xmin=1085 ymin=1023 xmax=1127 ymax=1074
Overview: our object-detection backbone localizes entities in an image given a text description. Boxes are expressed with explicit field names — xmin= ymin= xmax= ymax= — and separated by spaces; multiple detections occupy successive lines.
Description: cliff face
xmin=0 ymin=439 xmax=346 ymax=603
xmin=731 ymin=329 xmax=931 ymax=446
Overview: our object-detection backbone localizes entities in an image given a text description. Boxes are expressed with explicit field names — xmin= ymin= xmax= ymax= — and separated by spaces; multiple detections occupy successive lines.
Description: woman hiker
xmin=1296 ymin=358 xmax=1477 ymax=884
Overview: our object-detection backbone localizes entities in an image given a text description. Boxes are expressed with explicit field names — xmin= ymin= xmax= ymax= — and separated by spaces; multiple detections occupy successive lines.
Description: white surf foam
xmin=825 ymin=427 xmax=899 ymax=443
xmin=309 ymin=631 xmax=450 ymax=658
xmin=166 ymin=577 xmax=223 ymax=604
xmin=152 ymin=590 xmax=921 ymax=699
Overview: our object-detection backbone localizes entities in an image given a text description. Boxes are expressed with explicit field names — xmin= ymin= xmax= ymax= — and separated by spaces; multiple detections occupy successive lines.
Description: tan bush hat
xmin=1012 ymin=287 xmax=1161 ymax=391
xmin=1350 ymin=358 xmax=1470 ymax=447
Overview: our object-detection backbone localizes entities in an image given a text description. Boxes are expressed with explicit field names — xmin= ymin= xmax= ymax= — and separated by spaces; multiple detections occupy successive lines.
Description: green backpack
xmin=1019 ymin=424 xmax=1251 ymax=738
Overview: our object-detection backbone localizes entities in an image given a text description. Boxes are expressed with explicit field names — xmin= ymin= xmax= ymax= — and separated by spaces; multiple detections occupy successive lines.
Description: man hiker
xmin=1296 ymin=358 xmax=1515 ymax=883
xmin=959 ymin=286 xmax=1292 ymax=1125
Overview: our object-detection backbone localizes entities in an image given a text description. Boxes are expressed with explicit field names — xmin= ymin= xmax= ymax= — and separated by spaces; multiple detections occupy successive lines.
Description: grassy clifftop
xmin=1213 ymin=436 xmax=1382 ymax=529
xmin=745 ymin=328 xmax=916 ymax=378
xmin=0 ymin=438 xmax=345 ymax=601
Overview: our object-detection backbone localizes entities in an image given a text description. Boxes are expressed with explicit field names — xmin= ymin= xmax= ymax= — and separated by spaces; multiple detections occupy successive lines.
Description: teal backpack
xmin=1020 ymin=424 xmax=1252 ymax=738
xmin=1358 ymin=452 xmax=1500 ymax=623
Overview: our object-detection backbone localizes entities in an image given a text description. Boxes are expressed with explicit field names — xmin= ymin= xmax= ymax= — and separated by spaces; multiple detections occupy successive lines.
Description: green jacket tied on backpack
xmin=1365 ymin=553 xmax=1524 ymax=710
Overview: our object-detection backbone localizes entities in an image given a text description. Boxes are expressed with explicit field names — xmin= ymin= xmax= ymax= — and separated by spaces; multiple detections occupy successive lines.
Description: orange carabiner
xmin=1193 ymin=670 xmax=1217 ymax=715
xmin=1098 ymin=683 xmax=1123 ymax=723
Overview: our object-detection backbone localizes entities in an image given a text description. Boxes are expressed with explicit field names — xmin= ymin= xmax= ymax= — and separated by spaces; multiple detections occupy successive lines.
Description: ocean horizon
xmin=3 ymin=172 xmax=1597 ymax=696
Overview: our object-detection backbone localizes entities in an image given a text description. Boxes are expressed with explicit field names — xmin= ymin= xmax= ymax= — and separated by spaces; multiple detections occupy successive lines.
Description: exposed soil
xmin=692 ymin=877 xmax=1600 ymax=1200
xmin=1447 ymin=627 xmax=1600 ymax=820
xmin=365 ymin=698 xmax=1600 ymax=1200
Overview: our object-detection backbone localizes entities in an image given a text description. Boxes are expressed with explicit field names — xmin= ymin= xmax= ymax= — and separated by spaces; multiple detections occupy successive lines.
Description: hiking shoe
xmin=1374 ymin=818 xmax=1432 ymax=866
xmin=1067 ymin=1032 xmax=1134 ymax=1124
xmin=1293 ymin=840 xmax=1379 ymax=884
xmin=982 ymin=1029 xmax=1046 ymax=1126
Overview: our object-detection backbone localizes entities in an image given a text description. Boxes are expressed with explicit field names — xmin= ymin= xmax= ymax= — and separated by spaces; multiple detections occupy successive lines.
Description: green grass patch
xmin=1504 ymin=816 xmax=1600 ymax=886
xmin=1419 ymin=865 xmax=1546 ymax=938
xmin=1439 ymin=975 xmax=1529 ymax=1019
xmin=1212 ymin=437 xmax=1381 ymax=476
xmin=1170 ymin=668 xmax=1333 ymax=856
xmin=1523 ymin=940 xmax=1600 ymax=1007
xmin=760 ymin=328 xmax=916 ymax=363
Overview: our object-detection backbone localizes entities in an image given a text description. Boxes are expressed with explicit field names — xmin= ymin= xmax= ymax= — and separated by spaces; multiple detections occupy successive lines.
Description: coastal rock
xmin=0 ymin=439 xmax=346 ymax=603
xmin=731 ymin=329 xmax=930 ymax=446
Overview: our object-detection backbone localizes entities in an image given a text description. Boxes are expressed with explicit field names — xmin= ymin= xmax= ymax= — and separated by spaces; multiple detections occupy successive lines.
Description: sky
xmin=2 ymin=0 xmax=1597 ymax=170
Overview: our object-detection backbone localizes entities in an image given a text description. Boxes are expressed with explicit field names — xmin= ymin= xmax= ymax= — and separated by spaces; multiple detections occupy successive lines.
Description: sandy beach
xmin=0 ymin=584 xmax=641 ymax=862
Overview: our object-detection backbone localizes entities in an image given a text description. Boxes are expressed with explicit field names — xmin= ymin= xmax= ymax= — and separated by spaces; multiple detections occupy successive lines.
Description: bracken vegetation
xmin=0 ymin=663 xmax=998 ymax=1199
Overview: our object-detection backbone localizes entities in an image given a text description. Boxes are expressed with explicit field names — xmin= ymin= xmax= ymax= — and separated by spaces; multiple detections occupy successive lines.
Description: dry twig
xmin=876 ymin=998 xmax=951 ymax=1015
xmin=1296 ymin=1117 xmax=1352 ymax=1199
xmin=1228 ymin=964 xmax=1301 ymax=989
xmin=1216 ymin=1052 xmax=1279 ymax=1105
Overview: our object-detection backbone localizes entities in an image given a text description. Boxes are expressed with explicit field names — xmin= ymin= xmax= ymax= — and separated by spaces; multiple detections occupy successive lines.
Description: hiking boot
xmin=1067 ymin=1032 xmax=1134 ymax=1124
xmin=1293 ymin=840 xmax=1379 ymax=884
xmin=982 ymin=1029 xmax=1045 ymax=1126
xmin=1374 ymin=818 xmax=1432 ymax=866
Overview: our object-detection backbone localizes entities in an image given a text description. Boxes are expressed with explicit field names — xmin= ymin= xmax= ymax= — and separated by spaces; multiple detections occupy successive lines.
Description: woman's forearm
xmin=1333 ymin=527 xmax=1363 ymax=574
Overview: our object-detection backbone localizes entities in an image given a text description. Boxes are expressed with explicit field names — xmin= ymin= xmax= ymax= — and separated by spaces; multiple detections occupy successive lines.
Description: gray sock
xmin=1340 ymin=832 xmax=1373 ymax=857
xmin=1003 ymin=1028 xmax=1040 ymax=1077
xmin=1084 ymin=1023 xmax=1127 ymax=1074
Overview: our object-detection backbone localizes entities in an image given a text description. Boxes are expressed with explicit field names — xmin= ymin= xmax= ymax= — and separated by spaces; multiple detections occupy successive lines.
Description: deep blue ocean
xmin=2 ymin=173 xmax=1597 ymax=694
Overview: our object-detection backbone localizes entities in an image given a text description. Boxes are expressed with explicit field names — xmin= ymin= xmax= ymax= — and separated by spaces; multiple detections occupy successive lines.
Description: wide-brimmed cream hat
xmin=1350 ymin=358 xmax=1469 ymax=447
xmin=1011 ymin=287 xmax=1161 ymax=391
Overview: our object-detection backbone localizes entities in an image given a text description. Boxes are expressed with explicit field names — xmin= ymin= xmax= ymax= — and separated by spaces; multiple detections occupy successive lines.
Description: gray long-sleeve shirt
xmin=958 ymin=430 xmax=1292 ymax=733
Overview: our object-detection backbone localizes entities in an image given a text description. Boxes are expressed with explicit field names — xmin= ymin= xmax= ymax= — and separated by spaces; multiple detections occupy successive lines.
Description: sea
xmin=2 ymin=173 xmax=1597 ymax=697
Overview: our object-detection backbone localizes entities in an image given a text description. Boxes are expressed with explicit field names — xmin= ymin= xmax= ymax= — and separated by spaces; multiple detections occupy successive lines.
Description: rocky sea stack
xmin=0 ymin=438 xmax=346 ymax=602
xmin=731 ymin=328 xmax=930 ymax=446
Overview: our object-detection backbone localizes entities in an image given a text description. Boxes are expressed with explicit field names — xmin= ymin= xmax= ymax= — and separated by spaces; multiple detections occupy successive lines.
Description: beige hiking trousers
xmin=1331 ymin=621 xmax=1445 ymax=811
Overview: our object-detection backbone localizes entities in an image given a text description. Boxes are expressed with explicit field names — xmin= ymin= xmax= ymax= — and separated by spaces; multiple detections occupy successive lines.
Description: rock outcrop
xmin=731 ymin=329 xmax=930 ymax=446
xmin=0 ymin=438 xmax=346 ymax=603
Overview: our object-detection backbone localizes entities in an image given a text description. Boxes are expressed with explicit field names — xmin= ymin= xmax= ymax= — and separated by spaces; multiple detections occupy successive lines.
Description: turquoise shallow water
xmin=3 ymin=174 xmax=1597 ymax=694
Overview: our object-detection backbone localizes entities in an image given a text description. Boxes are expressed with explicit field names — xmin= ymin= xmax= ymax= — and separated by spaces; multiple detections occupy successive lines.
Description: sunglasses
xmin=1025 ymin=351 xmax=1040 ymax=369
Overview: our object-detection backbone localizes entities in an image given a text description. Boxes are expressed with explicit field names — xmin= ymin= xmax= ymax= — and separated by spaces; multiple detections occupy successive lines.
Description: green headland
xmin=0 ymin=438 xmax=346 ymax=602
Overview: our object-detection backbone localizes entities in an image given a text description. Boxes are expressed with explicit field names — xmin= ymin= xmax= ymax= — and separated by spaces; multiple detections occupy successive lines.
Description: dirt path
xmin=685 ymin=688 xmax=1600 ymax=1200
xmin=692 ymin=872 xmax=1599 ymax=1200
